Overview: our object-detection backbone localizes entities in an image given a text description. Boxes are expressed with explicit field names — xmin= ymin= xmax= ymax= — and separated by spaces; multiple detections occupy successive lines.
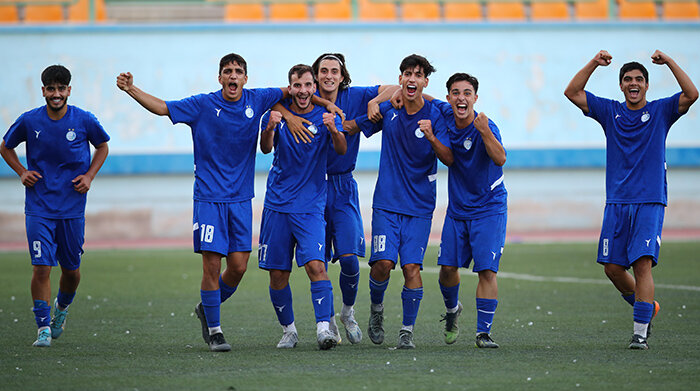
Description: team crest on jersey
xmin=414 ymin=127 xmax=424 ymax=138
xmin=65 ymin=129 xmax=76 ymax=141
xmin=463 ymin=137 xmax=473 ymax=150
xmin=245 ymin=106 xmax=254 ymax=119
xmin=308 ymin=124 xmax=318 ymax=135
xmin=641 ymin=112 xmax=650 ymax=123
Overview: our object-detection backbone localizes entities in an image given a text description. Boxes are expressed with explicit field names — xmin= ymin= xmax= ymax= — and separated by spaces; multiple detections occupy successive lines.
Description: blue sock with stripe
xmin=33 ymin=300 xmax=51 ymax=328
xmin=56 ymin=289 xmax=76 ymax=310
xmin=633 ymin=301 xmax=654 ymax=324
xmin=269 ymin=284 xmax=295 ymax=326
xmin=310 ymin=280 xmax=333 ymax=323
xmin=369 ymin=275 xmax=389 ymax=305
xmin=401 ymin=286 xmax=423 ymax=327
xmin=339 ymin=255 xmax=360 ymax=306
xmin=439 ymin=282 xmax=460 ymax=310
xmin=622 ymin=293 xmax=635 ymax=306
xmin=219 ymin=275 xmax=238 ymax=303
xmin=476 ymin=298 xmax=498 ymax=334
xmin=200 ymin=289 xmax=221 ymax=328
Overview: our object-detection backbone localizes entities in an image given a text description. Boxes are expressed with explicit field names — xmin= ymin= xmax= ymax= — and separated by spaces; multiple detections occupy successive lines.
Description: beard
xmin=46 ymin=97 xmax=67 ymax=112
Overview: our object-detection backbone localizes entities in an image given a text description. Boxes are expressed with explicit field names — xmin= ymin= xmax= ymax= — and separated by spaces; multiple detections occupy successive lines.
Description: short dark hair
xmin=219 ymin=53 xmax=247 ymax=75
xmin=288 ymin=64 xmax=315 ymax=84
xmin=446 ymin=73 xmax=479 ymax=94
xmin=399 ymin=54 xmax=435 ymax=78
xmin=312 ymin=53 xmax=351 ymax=90
xmin=619 ymin=61 xmax=648 ymax=84
xmin=41 ymin=65 xmax=71 ymax=86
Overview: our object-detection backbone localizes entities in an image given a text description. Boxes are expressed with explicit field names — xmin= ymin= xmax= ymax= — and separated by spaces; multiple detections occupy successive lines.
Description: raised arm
xmin=260 ymin=111 xmax=282 ymax=154
xmin=323 ymin=113 xmax=347 ymax=155
xmin=273 ymin=102 xmax=314 ymax=144
xmin=368 ymin=85 xmax=400 ymax=122
xmin=116 ymin=72 xmax=169 ymax=116
xmin=0 ymin=140 xmax=42 ymax=187
xmin=72 ymin=142 xmax=109 ymax=194
xmin=474 ymin=113 xmax=506 ymax=167
xmin=564 ymin=50 xmax=612 ymax=114
xmin=418 ymin=119 xmax=453 ymax=167
xmin=651 ymin=50 xmax=699 ymax=114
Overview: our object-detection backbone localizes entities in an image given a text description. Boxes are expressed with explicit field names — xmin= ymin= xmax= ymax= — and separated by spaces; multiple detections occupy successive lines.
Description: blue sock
xmin=622 ymin=293 xmax=635 ymax=306
xmin=633 ymin=301 xmax=654 ymax=324
xmin=269 ymin=284 xmax=294 ymax=326
xmin=200 ymin=289 xmax=221 ymax=328
xmin=369 ymin=275 xmax=389 ymax=305
xmin=33 ymin=300 xmax=51 ymax=328
xmin=219 ymin=275 xmax=238 ymax=303
xmin=339 ymin=255 xmax=360 ymax=306
xmin=56 ymin=289 xmax=76 ymax=309
xmin=439 ymin=282 xmax=460 ymax=310
xmin=401 ymin=286 xmax=423 ymax=326
xmin=310 ymin=280 xmax=333 ymax=323
xmin=476 ymin=298 xmax=498 ymax=334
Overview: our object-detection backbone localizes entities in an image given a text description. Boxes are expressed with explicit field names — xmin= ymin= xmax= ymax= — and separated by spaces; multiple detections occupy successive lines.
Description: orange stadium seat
xmin=663 ymin=1 xmax=700 ymax=19
xmin=0 ymin=5 xmax=19 ymax=22
xmin=618 ymin=0 xmax=657 ymax=19
xmin=575 ymin=0 xmax=608 ymax=20
xmin=24 ymin=5 xmax=64 ymax=22
xmin=269 ymin=3 xmax=308 ymax=20
xmin=531 ymin=2 xmax=569 ymax=20
xmin=444 ymin=3 xmax=481 ymax=20
xmin=487 ymin=3 xmax=526 ymax=20
xmin=403 ymin=3 xmax=440 ymax=20
xmin=68 ymin=0 xmax=107 ymax=22
xmin=225 ymin=4 xmax=265 ymax=21
xmin=315 ymin=0 xmax=351 ymax=20
xmin=359 ymin=0 xmax=397 ymax=20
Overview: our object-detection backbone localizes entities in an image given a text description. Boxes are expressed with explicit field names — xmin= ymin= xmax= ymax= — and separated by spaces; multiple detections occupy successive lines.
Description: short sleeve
xmin=166 ymin=94 xmax=203 ymax=125
xmin=84 ymin=111 xmax=110 ymax=146
xmin=3 ymin=113 xmax=28 ymax=149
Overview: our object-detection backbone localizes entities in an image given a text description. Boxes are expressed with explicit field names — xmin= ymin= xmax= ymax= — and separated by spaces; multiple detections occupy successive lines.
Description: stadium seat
xmin=68 ymin=0 xmax=107 ymax=22
xmin=618 ymin=0 xmax=657 ymax=19
xmin=359 ymin=0 xmax=397 ymax=20
xmin=315 ymin=0 xmax=351 ymax=20
xmin=487 ymin=3 xmax=526 ymax=20
xmin=24 ymin=5 xmax=64 ymax=22
xmin=443 ymin=3 xmax=481 ymax=20
xmin=663 ymin=1 xmax=700 ymax=19
xmin=224 ymin=4 xmax=265 ymax=21
xmin=0 ymin=6 xmax=19 ymax=22
xmin=575 ymin=0 xmax=608 ymax=20
xmin=531 ymin=2 xmax=570 ymax=20
xmin=402 ymin=3 xmax=440 ymax=20
xmin=269 ymin=3 xmax=308 ymax=21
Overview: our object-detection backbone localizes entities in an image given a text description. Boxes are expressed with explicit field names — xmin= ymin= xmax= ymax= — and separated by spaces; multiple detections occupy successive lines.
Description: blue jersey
xmin=166 ymin=88 xmax=283 ymax=203
xmin=262 ymin=103 xmax=344 ymax=214
xmin=434 ymin=100 xmax=507 ymax=220
xmin=3 ymin=105 xmax=110 ymax=219
xmin=324 ymin=86 xmax=379 ymax=175
xmin=584 ymin=91 xmax=683 ymax=205
xmin=357 ymin=100 xmax=450 ymax=219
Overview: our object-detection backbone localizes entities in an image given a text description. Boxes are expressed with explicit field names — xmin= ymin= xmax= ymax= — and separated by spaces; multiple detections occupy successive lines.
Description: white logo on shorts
xmin=645 ymin=239 xmax=651 ymax=247
xmin=603 ymin=238 xmax=609 ymax=257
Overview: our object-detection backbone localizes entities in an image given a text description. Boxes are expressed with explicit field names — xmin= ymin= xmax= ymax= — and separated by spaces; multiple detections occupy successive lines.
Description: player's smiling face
xmin=42 ymin=83 xmax=70 ymax=112
xmin=289 ymin=71 xmax=316 ymax=113
xmin=399 ymin=65 xmax=428 ymax=103
xmin=620 ymin=69 xmax=648 ymax=109
xmin=317 ymin=59 xmax=343 ymax=95
xmin=218 ymin=61 xmax=248 ymax=102
xmin=447 ymin=80 xmax=477 ymax=124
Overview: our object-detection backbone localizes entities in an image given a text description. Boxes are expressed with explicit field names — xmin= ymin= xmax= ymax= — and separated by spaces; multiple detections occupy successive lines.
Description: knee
xmin=371 ymin=260 xmax=394 ymax=279
xmin=32 ymin=266 xmax=51 ymax=281
xmin=305 ymin=261 xmax=328 ymax=281
xmin=478 ymin=270 xmax=497 ymax=283
xmin=269 ymin=271 xmax=290 ymax=290
xmin=439 ymin=266 xmax=458 ymax=283
xmin=604 ymin=264 xmax=625 ymax=280
xmin=402 ymin=264 xmax=421 ymax=282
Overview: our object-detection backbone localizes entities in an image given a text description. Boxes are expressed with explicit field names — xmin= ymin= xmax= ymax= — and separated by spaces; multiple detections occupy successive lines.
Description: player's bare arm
xmin=368 ymin=85 xmax=400 ymax=122
xmin=260 ymin=110 xmax=282 ymax=154
xmin=420 ymin=119 xmax=453 ymax=166
xmin=341 ymin=119 xmax=363 ymax=136
xmin=323 ymin=112 xmax=347 ymax=155
xmin=272 ymin=102 xmax=314 ymax=144
xmin=0 ymin=140 xmax=42 ymax=187
xmin=72 ymin=141 xmax=109 ymax=194
xmin=474 ymin=113 xmax=506 ymax=166
xmin=651 ymin=50 xmax=699 ymax=114
xmin=565 ymin=50 xmax=612 ymax=114
xmin=116 ymin=72 xmax=169 ymax=116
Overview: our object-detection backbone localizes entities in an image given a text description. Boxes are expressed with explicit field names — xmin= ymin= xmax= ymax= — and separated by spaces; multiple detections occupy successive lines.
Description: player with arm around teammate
xmin=117 ymin=53 xmax=289 ymax=352
xmin=1 ymin=65 xmax=110 ymax=347
xmin=345 ymin=54 xmax=453 ymax=349
xmin=432 ymin=73 xmax=507 ymax=348
xmin=564 ymin=50 xmax=697 ymax=349
xmin=258 ymin=64 xmax=347 ymax=350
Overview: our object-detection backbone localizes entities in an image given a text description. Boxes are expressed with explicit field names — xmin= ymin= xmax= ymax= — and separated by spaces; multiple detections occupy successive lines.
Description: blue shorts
xmin=597 ymin=203 xmax=664 ymax=269
xmin=193 ymin=200 xmax=252 ymax=256
xmin=368 ymin=208 xmax=431 ymax=269
xmin=26 ymin=215 xmax=84 ymax=270
xmin=437 ymin=213 xmax=507 ymax=273
xmin=325 ymin=173 xmax=366 ymax=262
xmin=258 ymin=208 xmax=326 ymax=271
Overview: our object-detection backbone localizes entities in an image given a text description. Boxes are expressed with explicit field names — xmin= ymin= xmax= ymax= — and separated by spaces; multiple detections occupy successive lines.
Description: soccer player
xmin=431 ymin=73 xmax=507 ymax=349
xmin=564 ymin=50 xmax=697 ymax=349
xmin=117 ymin=53 xmax=294 ymax=352
xmin=345 ymin=54 xmax=453 ymax=349
xmin=258 ymin=64 xmax=347 ymax=350
xmin=1 ymin=65 xmax=110 ymax=347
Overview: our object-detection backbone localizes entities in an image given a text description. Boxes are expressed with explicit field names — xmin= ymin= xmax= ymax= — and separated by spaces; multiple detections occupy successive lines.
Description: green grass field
xmin=1 ymin=241 xmax=700 ymax=390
